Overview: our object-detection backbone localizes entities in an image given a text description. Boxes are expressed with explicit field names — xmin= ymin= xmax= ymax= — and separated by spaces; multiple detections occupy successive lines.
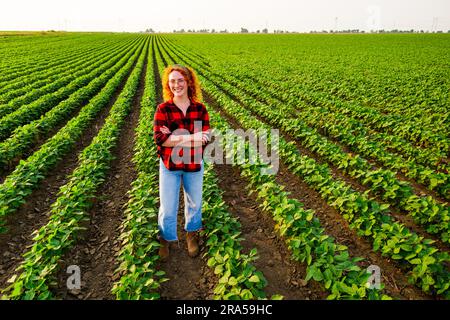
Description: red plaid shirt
xmin=153 ymin=99 xmax=210 ymax=172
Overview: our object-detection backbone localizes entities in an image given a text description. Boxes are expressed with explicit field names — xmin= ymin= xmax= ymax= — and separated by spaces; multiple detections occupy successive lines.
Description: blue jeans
xmin=158 ymin=158 xmax=204 ymax=241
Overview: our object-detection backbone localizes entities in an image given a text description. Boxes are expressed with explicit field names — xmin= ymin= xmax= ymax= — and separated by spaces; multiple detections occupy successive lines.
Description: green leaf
xmin=228 ymin=277 xmax=238 ymax=286
xmin=214 ymin=265 xmax=224 ymax=275
xmin=313 ymin=269 xmax=323 ymax=282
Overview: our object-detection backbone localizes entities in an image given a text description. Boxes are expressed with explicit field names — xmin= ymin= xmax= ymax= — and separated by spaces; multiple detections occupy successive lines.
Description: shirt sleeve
xmin=153 ymin=104 xmax=171 ymax=146
xmin=202 ymin=105 xmax=211 ymax=146
xmin=202 ymin=105 xmax=210 ymax=132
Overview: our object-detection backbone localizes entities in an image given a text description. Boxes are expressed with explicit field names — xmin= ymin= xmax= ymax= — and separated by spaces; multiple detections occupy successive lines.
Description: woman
xmin=153 ymin=64 xmax=210 ymax=261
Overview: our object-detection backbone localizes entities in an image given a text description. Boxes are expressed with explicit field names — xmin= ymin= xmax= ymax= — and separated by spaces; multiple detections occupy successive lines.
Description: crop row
xmin=0 ymin=37 xmax=145 ymax=232
xmin=0 ymin=37 xmax=145 ymax=141
xmin=217 ymin=74 xmax=450 ymax=242
xmin=112 ymin=37 xmax=166 ymax=300
xmin=0 ymin=39 xmax=144 ymax=168
xmin=221 ymin=61 xmax=449 ymax=174
xmin=0 ymin=38 xmax=136 ymax=106
xmin=238 ymin=72 xmax=450 ymax=197
xmin=279 ymin=56 xmax=449 ymax=134
xmin=0 ymin=37 xmax=148 ymax=300
xmin=0 ymin=34 xmax=133 ymax=87
xmin=242 ymin=61 xmax=449 ymax=156
xmin=0 ymin=36 xmax=94 ymax=84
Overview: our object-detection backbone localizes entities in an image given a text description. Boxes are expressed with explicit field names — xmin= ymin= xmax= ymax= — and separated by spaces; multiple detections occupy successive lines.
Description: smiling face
xmin=168 ymin=70 xmax=188 ymax=99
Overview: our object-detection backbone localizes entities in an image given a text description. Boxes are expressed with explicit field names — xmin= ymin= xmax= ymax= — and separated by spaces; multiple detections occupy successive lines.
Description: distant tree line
xmin=141 ymin=27 xmax=450 ymax=34
xmin=310 ymin=29 xmax=450 ymax=34
xmin=166 ymin=28 xmax=270 ymax=34
xmin=170 ymin=29 xmax=229 ymax=33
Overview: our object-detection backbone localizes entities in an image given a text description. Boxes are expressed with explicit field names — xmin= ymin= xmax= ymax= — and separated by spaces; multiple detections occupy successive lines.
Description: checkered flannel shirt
xmin=153 ymin=99 xmax=210 ymax=172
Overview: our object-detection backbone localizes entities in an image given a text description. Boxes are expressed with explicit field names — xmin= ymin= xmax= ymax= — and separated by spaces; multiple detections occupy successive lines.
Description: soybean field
xmin=0 ymin=32 xmax=449 ymax=300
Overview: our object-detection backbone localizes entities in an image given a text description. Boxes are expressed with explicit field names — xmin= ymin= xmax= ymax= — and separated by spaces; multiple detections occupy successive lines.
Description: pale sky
xmin=0 ymin=0 xmax=449 ymax=32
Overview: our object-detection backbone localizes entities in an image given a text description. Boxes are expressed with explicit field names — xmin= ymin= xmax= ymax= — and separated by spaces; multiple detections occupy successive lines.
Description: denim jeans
xmin=158 ymin=158 xmax=204 ymax=241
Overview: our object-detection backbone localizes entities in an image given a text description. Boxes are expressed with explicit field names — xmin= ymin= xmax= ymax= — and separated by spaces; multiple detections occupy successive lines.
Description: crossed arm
xmin=160 ymin=125 xmax=211 ymax=147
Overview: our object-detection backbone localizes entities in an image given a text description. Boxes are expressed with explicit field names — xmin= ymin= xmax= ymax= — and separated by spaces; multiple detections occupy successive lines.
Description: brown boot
xmin=158 ymin=238 xmax=170 ymax=261
xmin=186 ymin=232 xmax=199 ymax=257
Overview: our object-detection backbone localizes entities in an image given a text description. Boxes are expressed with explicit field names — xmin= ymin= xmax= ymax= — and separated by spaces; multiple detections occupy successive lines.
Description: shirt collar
xmin=168 ymin=99 xmax=195 ymax=107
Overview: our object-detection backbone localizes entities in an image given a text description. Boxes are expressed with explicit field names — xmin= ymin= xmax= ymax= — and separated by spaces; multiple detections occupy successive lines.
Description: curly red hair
xmin=162 ymin=64 xmax=202 ymax=103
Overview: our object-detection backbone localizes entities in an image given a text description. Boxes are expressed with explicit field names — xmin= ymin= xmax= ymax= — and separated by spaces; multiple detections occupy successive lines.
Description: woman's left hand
xmin=161 ymin=125 xmax=171 ymax=135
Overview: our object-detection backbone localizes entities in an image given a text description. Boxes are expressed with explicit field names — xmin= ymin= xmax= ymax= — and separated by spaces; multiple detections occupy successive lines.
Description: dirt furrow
xmin=157 ymin=195 xmax=216 ymax=299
